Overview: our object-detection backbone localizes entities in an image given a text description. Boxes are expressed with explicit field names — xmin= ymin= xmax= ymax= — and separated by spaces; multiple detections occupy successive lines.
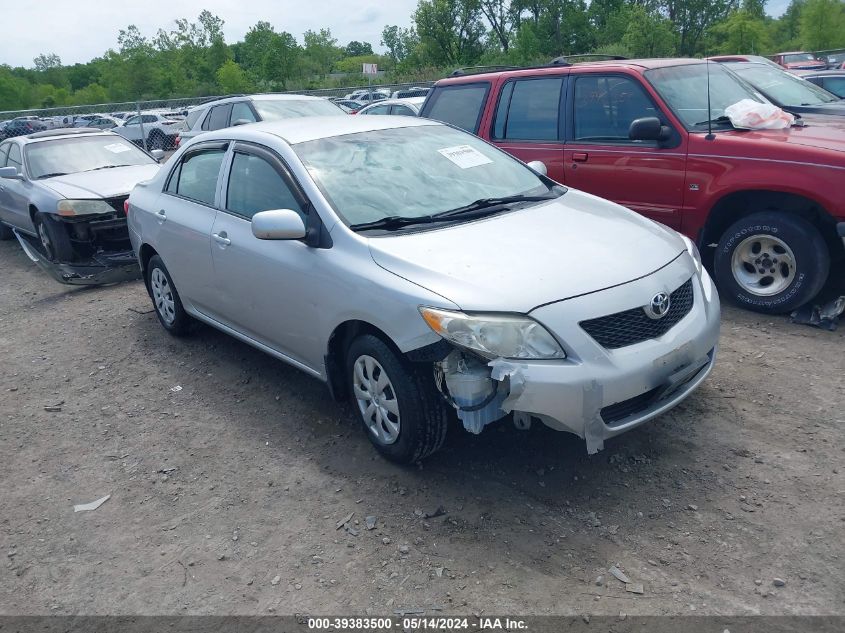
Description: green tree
xmin=241 ymin=22 xmax=301 ymax=89
xmin=345 ymin=41 xmax=374 ymax=56
xmin=800 ymin=0 xmax=845 ymax=50
xmin=663 ymin=0 xmax=735 ymax=55
xmin=303 ymin=28 xmax=341 ymax=75
xmin=216 ymin=60 xmax=253 ymax=93
xmin=381 ymin=25 xmax=419 ymax=66
xmin=712 ymin=9 xmax=770 ymax=54
xmin=622 ymin=6 xmax=677 ymax=57
xmin=413 ymin=0 xmax=486 ymax=66
xmin=33 ymin=53 xmax=62 ymax=71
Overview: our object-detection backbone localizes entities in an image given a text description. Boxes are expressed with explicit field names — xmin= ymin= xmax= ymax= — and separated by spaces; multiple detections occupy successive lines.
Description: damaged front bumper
xmin=438 ymin=255 xmax=720 ymax=454
xmin=14 ymin=230 xmax=141 ymax=286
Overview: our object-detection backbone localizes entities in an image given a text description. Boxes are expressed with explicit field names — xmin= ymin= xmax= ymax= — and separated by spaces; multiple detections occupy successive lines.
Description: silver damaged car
xmin=128 ymin=116 xmax=720 ymax=463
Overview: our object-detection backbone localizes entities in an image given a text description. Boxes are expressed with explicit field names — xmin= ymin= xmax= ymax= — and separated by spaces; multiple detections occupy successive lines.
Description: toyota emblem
xmin=644 ymin=292 xmax=671 ymax=319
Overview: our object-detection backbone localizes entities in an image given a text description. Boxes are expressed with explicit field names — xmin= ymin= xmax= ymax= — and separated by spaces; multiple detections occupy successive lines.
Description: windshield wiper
xmin=36 ymin=172 xmax=68 ymax=179
xmin=432 ymin=191 xmax=561 ymax=219
xmin=349 ymin=215 xmax=440 ymax=231
xmin=694 ymin=115 xmax=734 ymax=127
xmin=86 ymin=164 xmax=132 ymax=171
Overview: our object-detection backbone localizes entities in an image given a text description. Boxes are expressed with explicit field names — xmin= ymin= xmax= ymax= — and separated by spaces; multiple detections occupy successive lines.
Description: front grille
xmin=104 ymin=195 xmax=128 ymax=214
xmin=580 ymin=278 xmax=694 ymax=349
xmin=600 ymin=386 xmax=662 ymax=425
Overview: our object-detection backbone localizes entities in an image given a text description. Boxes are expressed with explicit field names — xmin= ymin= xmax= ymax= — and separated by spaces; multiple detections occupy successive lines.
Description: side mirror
xmin=526 ymin=160 xmax=547 ymax=176
xmin=0 ymin=166 xmax=22 ymax=180
xmin=150 ymin=149 xmax=165 ymax=161
xmin=252 ymin=209 xmax=307 ymax=240
xmin=629 ymin=117 xmax=672 ymax=142
xmin=232 ymin=119 xmax=253 ymax=127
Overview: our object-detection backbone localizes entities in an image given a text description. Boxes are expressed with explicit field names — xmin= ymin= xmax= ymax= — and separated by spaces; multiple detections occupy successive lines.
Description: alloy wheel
xmin=730 ymin=234 xmax=796 ymax=296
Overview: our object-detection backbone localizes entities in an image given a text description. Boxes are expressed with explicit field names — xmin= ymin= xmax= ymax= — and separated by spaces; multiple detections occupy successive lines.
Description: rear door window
xmin=185 ymin=109 xmax=204 ymax=130
xmin=572 ymin=74 xmax=659 ymax=142
xmin=165 ymin=148 xmax=226 ymax=206
xmin=421 ymin=83 xmax=489 ymax=133
xmin=203 ymin=104 xmax=232 ymax=131
xmin=493 ymin=77 xmax=564 ymax=141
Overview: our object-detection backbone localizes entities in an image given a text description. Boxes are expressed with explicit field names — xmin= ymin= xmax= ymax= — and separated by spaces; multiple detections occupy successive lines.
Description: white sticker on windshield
xmin=104 ymin=143 xmax=131 ymax=154
xmin=437 ymin=145 xmax=493 ymax=169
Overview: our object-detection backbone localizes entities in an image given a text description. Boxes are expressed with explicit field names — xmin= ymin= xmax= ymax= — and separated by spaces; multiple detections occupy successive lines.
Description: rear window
xmin=421 ymin=83 xmax=489 ymax=133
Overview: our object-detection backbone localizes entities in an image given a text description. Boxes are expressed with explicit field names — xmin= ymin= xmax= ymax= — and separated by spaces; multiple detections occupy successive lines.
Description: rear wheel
xmin=714 ymin=212 xmax=829 ymax=314
xmin=32 ymin=212 xmax=74 ymax=262
xmin=146 ymin=254 xmax=192 ymax=336
xmin=346 ymin=334 xmax=448 ymax=464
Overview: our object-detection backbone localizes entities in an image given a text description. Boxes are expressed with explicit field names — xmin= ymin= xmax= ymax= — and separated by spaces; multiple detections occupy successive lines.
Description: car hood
xmin=784 ymin=102 xmax=845 ymax=116
xmin=367 ymin=189 xmax=686 ymax=313
xmin=41 ymin=164 xmax=161 ymax=199
xmin=721 ymin=118 xmax=845 ymax=153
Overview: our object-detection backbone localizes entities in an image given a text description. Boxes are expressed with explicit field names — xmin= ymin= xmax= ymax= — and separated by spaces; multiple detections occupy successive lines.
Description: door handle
xmin=212 ymin=232 xmax=231 ymax=246
xmin=572 ymin=152 xmax=589 ymax=162
xmin=155 ymin=209 xmax=167 ymax=222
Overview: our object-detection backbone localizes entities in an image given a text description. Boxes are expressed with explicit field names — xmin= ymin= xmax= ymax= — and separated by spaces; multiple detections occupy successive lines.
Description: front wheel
xmin=33 ymin=212 xmax=74 ymax=262
xmin=146 ymin=254 xmax=192 ymax=336
xmin=346 ymin=335 xmax=448 ymax=464
xmin=714 ymin=212 xmax=829 ymax=314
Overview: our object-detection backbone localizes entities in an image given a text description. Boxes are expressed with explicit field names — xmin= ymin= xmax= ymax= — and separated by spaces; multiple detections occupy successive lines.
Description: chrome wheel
xmin=730 ymin=234 xmax=796 ymax=297
xmin=150 ymin=267 xmax=176 ymax=325
xmin=353 ymin=354 xmax=400 ymax=444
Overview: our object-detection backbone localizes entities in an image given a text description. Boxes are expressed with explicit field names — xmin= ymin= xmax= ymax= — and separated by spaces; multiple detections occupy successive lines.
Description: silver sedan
xmin=127 ymin=116 xmax=720 ymax=463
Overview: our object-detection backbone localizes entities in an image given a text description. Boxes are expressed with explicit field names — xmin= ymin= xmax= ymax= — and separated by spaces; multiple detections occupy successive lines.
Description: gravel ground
xmin=0 ymin=238 xmax=843 ymax=616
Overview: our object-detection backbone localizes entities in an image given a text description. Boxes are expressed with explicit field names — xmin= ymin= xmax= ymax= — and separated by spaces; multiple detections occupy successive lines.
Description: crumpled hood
xmin=42 ymin=164 xmax=161 ymax=199
xmin=368 ymin=189 xmax=686 ymax=313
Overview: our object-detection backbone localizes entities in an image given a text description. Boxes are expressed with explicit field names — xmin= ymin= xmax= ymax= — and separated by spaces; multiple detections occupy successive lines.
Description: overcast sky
xmin=4 ymin=0 xmax=793 ymax=69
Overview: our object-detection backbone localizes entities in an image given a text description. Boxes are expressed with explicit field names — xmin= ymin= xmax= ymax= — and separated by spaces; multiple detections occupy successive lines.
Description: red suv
xmin=420 ymin=58 xmax=845 ymax=314
xmin=772 ymin=51 xmax=826 ymax=71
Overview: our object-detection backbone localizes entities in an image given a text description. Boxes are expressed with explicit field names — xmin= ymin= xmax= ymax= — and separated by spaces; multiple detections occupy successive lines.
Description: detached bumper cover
xmin=14 ymin=231 xmax=141 ymax=286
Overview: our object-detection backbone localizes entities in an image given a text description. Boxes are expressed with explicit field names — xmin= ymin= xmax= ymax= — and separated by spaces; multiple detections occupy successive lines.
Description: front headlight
xmin=681 ymin=235 xmax=702 ymax=274
xmin=419 ymin=307 xmax=566 ymax=360
xmin=57 ymin=199 xmax=116 ymax=217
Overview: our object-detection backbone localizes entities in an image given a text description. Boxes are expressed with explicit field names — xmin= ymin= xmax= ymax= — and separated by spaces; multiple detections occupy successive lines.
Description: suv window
xmin=231 ymin=102 xmax=257 ymax=124
xmin=124 ymin=115 xmax=140 ymax=125
xmin=573 ymin=75 xmax=658 ymax=142
xmin=165 ymin=148 xmax=226 ymax=206
xmin=493 ymin=77 xmax=563 ymax=141
xmin=226 ymin=152 xmax=304 ymax=220
xmin=185 ymin=109 xmax=204 ymax=130
xmin=0 ymin=142 xmax=10 ymax=166
xmin=364 ymin=104 xmax=391 ymax=115
xmin=203 ymin=104 xmax=232 ymax=131
xmin=7 ymin=143 xmax=22 ymax=170
xmin=423 ymin=83 xmax=489 ymax=133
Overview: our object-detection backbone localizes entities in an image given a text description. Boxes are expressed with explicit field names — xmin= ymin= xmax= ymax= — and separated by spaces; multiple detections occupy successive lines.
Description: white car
xmin=356 ymin=97 xmax=425 ymax=117
xmin=115 ymin=113 xmax=182 ymax=150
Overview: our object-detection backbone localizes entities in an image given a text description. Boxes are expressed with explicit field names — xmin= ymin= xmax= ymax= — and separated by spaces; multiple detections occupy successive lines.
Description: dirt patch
xmin=0 ymin=239 xmax=843 ymax=616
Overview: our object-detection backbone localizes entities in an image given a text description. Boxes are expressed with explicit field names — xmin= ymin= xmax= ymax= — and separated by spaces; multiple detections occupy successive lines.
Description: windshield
xmin=294 ymin=125 xmax=550 ymax=228
xmin=784 ymin=53 xmax=816 ymax=63
xmin=727 ymin=63 xmax=840 ymax=106
xmin=646 ymin=63 xmax=768 ymax=129
xmin=252 ymin=99 xmax=344 ymax=120
xmin=25 ymin=135 xmax=156 ymax=179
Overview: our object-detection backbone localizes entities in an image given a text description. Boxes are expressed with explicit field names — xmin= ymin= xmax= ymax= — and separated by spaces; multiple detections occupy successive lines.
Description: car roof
xmin=199 ymin=115 xmax=439 ymax=146
xmin=192 ymin=93 xmax=329 ymax=110
xmin=363 ymin=97 xmax=425 ymax=107
xmin=20 ymin=128 xmax=114 ymax=143
xmin=435 ymin=58 xmax=704 ymax=85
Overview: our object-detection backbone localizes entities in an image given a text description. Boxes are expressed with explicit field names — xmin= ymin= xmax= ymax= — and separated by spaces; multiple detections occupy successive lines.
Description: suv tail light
xmin=174 ymin=134 xmax=181 ymax=147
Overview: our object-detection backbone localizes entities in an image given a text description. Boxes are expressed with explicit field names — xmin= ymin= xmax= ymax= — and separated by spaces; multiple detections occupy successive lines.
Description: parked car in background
xmin=821 ymin=52 xmax=845 ymax=69
xmin=115 ymin=112 xmax=182 ymax=150
xmin=330 ymin=98 xmax=366 ymax=113
xmin=722 ymin=61 xmax=845 ymax=116
xmin=0 ymin=128 xmax=162 ymax=285
xmin=356 ymin=97 xmax=425 ymax=116
xmin=0 ymin=118 xmax=46 ymax=139
xmin=74 ymin=115 xmax=123 ymax=130
xmin=179 ymin=94 xmax=346 ymax=144
xmin=798 ymin=70 xmax=845 ymax=99
xmin=707 ymin=55 xmax=782 ymax=69
xmin=344 ymin=88 xmax=390 ymax=101
xmin=421 ymin=58 xmax=845 ymax=314
xmin=128 ymin=115 xmax=719 ymax=463
xmin=390 ymin=87 xmax=430 ymax=99
xmin=772 ymin=51 xmax=826 ymax=71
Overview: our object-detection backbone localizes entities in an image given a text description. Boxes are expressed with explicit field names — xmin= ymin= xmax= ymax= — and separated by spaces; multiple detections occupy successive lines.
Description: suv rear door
xmin=563 ymin=71 xmax=687 ymax=229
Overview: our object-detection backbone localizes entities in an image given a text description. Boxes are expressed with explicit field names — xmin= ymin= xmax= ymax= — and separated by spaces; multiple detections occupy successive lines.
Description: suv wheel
xmin=346 ymin=334 xmax=448 ymax=464
xmin=146 ymin=255 xmax=192 ymax=336
xmin=714 ymin=212 xmax=829 ymax=314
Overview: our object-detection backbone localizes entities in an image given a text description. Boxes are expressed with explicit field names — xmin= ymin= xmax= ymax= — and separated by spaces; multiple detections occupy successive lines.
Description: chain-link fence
xmin=0 ymin=81 xmax=435 ymax=151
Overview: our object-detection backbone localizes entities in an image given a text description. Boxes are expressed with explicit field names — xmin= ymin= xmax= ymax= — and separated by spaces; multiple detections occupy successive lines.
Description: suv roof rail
xmin=449 ymin=65 xmax=523 ymax=77
xmin=549 ymin=54 xmax=629 ymax=66
xmin=27 ymin=128 xmax=106 ymax=139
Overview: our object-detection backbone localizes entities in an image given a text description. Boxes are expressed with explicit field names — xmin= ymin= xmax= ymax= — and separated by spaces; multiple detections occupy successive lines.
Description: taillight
xmin=124 ymin=199 xmax=130 ymax=215
xmin=175 ymin=135 xmax=181 ymax=147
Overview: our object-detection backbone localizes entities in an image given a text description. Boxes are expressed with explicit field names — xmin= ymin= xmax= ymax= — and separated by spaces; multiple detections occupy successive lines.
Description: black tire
xmin=147 ymin=131 xmax=164 ymax=151
xmin=346 ymin=334 xmax=448 ymax=464
xmin=146 ymin=254 xmax=192 ymax=336
xmin=32 ymin=212 xmax=74 ymax=262
xmin=714 ymin=212 xmax=830 ymax=314
xmin=0 ymin=222 xmax=13 ymax=240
